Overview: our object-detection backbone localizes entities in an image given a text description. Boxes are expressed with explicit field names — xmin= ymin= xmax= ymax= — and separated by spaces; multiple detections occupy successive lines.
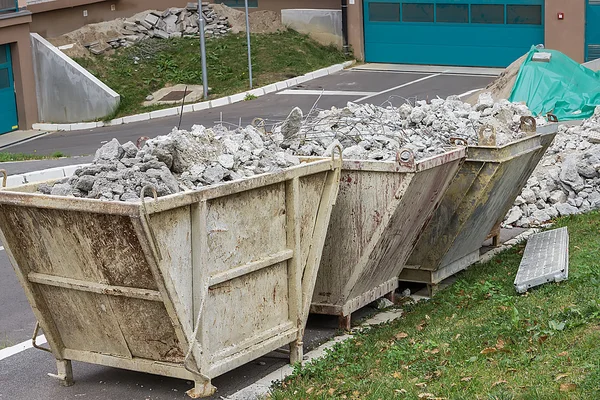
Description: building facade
xmin=0 ymin=0 xmax=37 ymax=134
xmin=348 ymin=0 xmax=595 ymax=66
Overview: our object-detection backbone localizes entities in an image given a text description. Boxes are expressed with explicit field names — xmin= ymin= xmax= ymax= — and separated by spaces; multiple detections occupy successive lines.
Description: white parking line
xmin=0 ymin=335 xmax=46 ymax=362
xmin=278 ymin=89 xmax=378 ymax=96
xmin=458 ymin=88 xmax=484 ymax=99
xmin=0 ymin=246 xmax=4 ymax=251
xmin=355 ymin=73 xmax=445 ymax=103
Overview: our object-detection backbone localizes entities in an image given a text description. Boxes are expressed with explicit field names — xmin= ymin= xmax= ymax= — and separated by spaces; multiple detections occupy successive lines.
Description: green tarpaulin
xmin=509 ymin=47 xmax=600 ymax=121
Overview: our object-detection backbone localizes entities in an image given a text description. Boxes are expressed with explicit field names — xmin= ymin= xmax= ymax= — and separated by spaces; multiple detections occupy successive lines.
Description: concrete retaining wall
xmin=30 ymin=33 xmax=120 ymax=123
xmin=583 ymin=58 xmax=600 ymax=72
xmin=281 ymin=9 xmax=342 ymax=48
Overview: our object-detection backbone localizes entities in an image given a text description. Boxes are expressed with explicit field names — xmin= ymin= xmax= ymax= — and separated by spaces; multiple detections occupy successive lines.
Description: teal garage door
xmin=586 ymin=0 xmax=600 ymax=61
xmin=0 ymin=44 xmax=18 ymax=134
xmin=364 ymin=0 xmax=544 ymax=67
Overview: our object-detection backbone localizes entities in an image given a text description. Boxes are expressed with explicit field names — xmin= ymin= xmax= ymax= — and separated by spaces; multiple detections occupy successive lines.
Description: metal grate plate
xmin=159 ymin=90 xmax=189 ymax=101
xmin=514 ymin=227 xmax=569 ymax=293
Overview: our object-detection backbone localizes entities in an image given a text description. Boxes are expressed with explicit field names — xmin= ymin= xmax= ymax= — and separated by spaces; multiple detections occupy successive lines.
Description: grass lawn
xmin=0 ymin=151 xmax=65 ymax=162
xmin=74 ymin=30 xmax=350 ymax=119
xmin=271 ymin=212 xmax=600 ymax=399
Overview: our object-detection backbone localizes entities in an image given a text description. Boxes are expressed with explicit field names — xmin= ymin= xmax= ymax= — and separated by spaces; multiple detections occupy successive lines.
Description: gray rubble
xmin=272 ymin=94 xmax=540 ymax=161
xmin=87 ymin=4 xmax=231 ymax=55
xmin=40 ymin=125 xmax=299 ymax=201
xmin=504 ymin=107 xmax=600 ymax=227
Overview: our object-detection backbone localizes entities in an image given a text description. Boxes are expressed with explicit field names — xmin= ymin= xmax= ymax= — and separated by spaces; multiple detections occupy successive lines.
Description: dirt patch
xmin=46 ymin=10 xmax=159 ymax=59
xmin=211 ymin=4 xmax=285 ymax=34
xmin=465 ymin=54 xmax=528 ymax=105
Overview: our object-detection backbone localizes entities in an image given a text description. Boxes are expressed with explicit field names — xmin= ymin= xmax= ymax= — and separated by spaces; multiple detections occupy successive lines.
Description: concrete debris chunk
xmin=271 ymin=95 xmax=537 ymax=162
xmin=41 ymin=124 xmax=300 ymax=201
xmin=504 ymin=106 xmax=600 ymax=227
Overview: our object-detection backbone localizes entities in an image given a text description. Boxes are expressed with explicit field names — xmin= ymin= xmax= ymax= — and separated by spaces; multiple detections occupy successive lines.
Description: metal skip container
xmin=403 ymin=122 xmax=557 ymax=291
xmin=309 ymin=147 xmax=466 ymax=329
xmin=0 ymin=158 xmax=341 ymax=398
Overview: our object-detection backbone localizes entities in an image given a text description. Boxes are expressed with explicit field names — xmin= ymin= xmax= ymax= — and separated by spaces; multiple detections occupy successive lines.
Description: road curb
xmin=32 ymin=60 xmax=355 ymax=133
xmin=5 ymin=163 xmax=90 ymax=188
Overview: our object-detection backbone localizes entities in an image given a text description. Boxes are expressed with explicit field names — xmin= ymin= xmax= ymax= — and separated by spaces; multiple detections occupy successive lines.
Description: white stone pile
xmin=87 ymin=3 xmax=231 ymax=55
xmin=39 ymin=124 xmax=299 ymax=201
xmin=274 ymin=94 xmax=537 ymax=161
xmin=504 ymin=107 xmax=600 ymax=227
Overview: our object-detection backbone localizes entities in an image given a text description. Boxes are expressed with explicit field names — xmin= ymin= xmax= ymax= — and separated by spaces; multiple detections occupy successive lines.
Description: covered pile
xmin=39 ymin=125 xmax=299 ymax=201
xmin=504 ymin=108 xmax=600 ymax=227
xmin=275 ymin=94 xmax=538 ymax=161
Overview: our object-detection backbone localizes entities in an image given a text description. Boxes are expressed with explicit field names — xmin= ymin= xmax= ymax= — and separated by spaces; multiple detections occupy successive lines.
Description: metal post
xmin=198 ymin=0 xmax=209 ymax=99
xmin=244 ymin=0 xmax=253 ymax=89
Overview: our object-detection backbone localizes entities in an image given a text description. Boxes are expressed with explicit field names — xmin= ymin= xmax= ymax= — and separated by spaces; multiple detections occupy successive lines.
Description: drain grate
xmin=514 ymin=227 xmax=569 ymax=293
xmin=159 ymin=90 xmax=189 ymax=101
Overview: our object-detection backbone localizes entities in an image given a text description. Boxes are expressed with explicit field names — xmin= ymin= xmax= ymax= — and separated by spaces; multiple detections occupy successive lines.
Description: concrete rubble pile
xmin=87 ymin=3 xmax=231 ymax=55
xmin=274 ymin=93 xmax=537 ymax=161
xmin=39 ymin=125 xmax=299 ymax=201
xmin=504 ymin=107 xmax=600 ymax=228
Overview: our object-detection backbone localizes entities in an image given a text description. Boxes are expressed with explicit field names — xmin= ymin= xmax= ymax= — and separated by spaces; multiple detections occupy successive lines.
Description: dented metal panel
xmin=404 ymin=128 xmax=557 ymax=286
xmin=0 ymin=158 xmax=341 ymax=398
xmin=309 ymin=147 xmax=466 ymax=325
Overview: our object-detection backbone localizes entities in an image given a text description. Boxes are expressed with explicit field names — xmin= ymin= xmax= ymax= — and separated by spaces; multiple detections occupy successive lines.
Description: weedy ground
xmin=74 ymin=30 xmax=350 ymax=119
xmin=270 ymin=212 xmax=600 ymax=399
xmin=0 ymin=151 xmax=65 ymax=162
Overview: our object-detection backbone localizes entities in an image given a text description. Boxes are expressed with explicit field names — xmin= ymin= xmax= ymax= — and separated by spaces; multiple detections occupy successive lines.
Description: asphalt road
xmin=0 ymin=67 xmax=495 ymax=400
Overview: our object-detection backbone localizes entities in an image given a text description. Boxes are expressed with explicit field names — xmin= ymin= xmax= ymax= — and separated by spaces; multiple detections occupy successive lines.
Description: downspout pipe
xmin=341 ymin=0 xmax=349 ymax=55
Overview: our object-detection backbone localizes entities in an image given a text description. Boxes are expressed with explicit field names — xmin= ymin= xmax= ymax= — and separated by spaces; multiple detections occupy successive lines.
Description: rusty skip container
xmin=308 ymin=147 xmax=466 ymax=329
xmin=0 ymin=157 xmax=341 ymax=398
xmin=403 ymin=122 xmax=557 ymax=291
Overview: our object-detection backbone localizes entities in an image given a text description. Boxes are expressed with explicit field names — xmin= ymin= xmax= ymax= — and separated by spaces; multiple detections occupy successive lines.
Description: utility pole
xmin=198 ymin=0 xmax=209 ymax=99
xmin=244 ymin=0 xmax=253 ymax=89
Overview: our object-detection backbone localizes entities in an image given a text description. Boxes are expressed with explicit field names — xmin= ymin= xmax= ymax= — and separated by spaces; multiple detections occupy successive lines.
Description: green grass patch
xmin=0 ymin=151 xmax=65 ymax=162
xmin=271 ymin=212 xmax=600 ymax=399
xmin=74 ymin=31 xmax=350 ymax=119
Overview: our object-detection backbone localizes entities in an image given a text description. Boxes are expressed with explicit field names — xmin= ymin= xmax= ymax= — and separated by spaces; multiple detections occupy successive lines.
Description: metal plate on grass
xmin=514 ymin=227 xmax=569 ymax=293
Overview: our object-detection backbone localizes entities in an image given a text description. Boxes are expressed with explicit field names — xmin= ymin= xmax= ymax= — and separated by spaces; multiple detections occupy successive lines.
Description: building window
xmin=436 ymin=4 xmax=469 ymax=23
xmin=0 ymin=69 xmax=9 ymax=89
xmin=402 ymin=3 xmax=434 ymax=23
xmin=507 ymin=5 xmax=542 ymax=24
xmin=471 ymin=4 xmax=505 ymax=24
xmin=369 ymin=2 xmax=400 ymax=22
xmin=221 ymin=0 xmax=258 ymax=7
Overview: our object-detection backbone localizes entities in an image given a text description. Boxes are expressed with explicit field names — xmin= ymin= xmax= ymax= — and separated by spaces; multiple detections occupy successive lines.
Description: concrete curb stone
xmin=31 ymin=60 xmax=355 ymax=133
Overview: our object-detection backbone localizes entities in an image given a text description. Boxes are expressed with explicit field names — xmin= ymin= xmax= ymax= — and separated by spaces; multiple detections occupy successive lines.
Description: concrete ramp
xmin=30 ymin=33 xmax=120 ymax=124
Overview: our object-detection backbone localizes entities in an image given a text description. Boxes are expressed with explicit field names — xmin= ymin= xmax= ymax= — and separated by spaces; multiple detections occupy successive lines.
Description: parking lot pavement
xmin=0 ymin=66 xmax=497 ymax=399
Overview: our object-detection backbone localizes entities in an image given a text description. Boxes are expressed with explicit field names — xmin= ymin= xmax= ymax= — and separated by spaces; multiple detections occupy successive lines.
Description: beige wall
xmin=545 ymin=0 xmax=586 ymax=62
xmin=347 ymin=0 xmax=364 ymax=60
xmin=0 ymin=13 xmax=38 ymax=129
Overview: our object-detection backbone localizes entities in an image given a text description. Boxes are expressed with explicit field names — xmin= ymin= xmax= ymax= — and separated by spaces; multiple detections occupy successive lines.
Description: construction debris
xmin=39 ymin=125 xmax=299 ymax=201
xmin=274 ymin=94 xmax=539 ymax=161
xmin=50 ymin=4 xmax=232 ymax=57
xmin=504 ymin=107 xmax=600 ymax=227
xmin=41 ymin=94 xmax=545 ymax=201
xmin=514 ymin=227 xmax=569 ymax=293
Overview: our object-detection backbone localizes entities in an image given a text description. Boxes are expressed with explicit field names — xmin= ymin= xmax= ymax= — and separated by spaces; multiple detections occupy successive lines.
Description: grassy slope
xmin=74 ymin=30 xmax=349 ymax=119
xmin=271 ymin=213 xmax=600 ymax=399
